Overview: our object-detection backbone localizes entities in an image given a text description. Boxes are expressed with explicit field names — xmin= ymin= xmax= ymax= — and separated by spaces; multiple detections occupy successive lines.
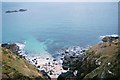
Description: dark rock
xmin=65 ymin=50 xmax=69 ymax=53
xmin=48 ymin=62 xmax=50 ymax=65
xmin=53 ymin=59 xmax=56 ymax=61
xmin=40 ymin=70 xmax=51 ymax=80
xmin=70 ymin=56 xmax=76 ymax=58
xmin=19 ymin=9 xmax=27 ymax=12
xmin=102 ymin=36 xmax=119 ymax=42
xmin=82 ymin=49 xmax=86 ymax=52
xmin=37 ymin=66 xmax=40 ymax=68
xmin=1 ymin=43 xmax=20 ymax=54
xmin=61 ymin=53 xmax=65 ymax=55
xmin=35 ymin=62 xmax=37 ymax=65
xmin=57 ymin=71 xmax=75 ymax=80
xmin=61 ymin=58 xmax=63 ymax=60
xmin=62 ymin=65 xmax=68 ymax=70
xmin=46 ymin=58 xmax=49 ymax=60
xmin=50 ymin=71 xmax=53 ymax=75
xmin=1 ymin=43 xmax=9 ymax=47
xmin=5 ymin=10 xmax=18 ymax=13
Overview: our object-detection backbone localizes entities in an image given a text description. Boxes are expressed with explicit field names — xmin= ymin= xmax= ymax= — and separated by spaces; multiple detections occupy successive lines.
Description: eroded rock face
xmin=57 ymin=46 xmax=85 ymax=80
xmin=1 ymin=43 xmax=19 ymax=54
xmin=59 ymin=46 xmax=86 ymax=71
xmin=62 ymin=55 xmax=83 ymax=71
xmin=102 ymin=36 xmax=119 ymax=43
xmin=58 ymin=37 xmax=120 ymax=80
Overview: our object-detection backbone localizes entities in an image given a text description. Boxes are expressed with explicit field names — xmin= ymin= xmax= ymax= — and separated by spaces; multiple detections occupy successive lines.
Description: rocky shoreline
xmin=1 ymin=42 xmax=88 ymax=79
xmin=1 ymin=34 xmax=120 ymax=80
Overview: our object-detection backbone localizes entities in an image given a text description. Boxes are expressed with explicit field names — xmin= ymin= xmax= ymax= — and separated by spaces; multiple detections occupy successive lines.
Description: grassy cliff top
xmin=82 ymin=40 xmax=120 ymax=79
xmin=1 ymin=47 xmax=45 ymax=80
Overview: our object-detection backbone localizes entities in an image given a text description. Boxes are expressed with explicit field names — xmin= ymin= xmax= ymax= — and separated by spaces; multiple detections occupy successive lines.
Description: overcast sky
xmin=1 ymin=0 xmax=120 ymax=2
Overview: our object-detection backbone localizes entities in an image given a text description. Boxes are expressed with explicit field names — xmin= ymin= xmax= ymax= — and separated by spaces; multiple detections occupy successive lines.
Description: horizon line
xmin=1 ymin=0 xmax=120 ymax=2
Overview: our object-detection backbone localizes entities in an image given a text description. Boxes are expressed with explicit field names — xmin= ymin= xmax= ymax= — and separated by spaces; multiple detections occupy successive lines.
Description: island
xmin=5 ymin=9 xmax=27 ymax=13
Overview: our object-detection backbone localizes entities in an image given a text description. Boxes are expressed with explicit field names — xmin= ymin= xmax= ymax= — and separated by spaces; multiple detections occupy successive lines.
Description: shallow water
xmin=2 ymin=2 xmax=118 ymax=57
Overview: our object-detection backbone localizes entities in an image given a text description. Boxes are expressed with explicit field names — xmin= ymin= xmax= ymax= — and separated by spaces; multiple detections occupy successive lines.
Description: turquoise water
xmin=2 ymin=2 xmax=118 ymax=57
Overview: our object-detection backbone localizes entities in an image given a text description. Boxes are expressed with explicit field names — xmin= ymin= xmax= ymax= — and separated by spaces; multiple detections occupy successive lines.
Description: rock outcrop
xmin=101 ymin=35 xmax=119 ymax=43
xmin=1 ymin=46 xmax=46 ymax=80
xmin=58 ymin=35 xmax=120 ymax=80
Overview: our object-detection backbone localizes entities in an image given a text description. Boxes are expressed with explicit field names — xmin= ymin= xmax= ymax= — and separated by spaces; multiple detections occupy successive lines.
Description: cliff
xmin=79 ymin=40 xmax=120 ymax=79
xmin=1 ymin=47 xmax=45 ymax=80
xmin=58 ymin=36 xmax=120 ymax=80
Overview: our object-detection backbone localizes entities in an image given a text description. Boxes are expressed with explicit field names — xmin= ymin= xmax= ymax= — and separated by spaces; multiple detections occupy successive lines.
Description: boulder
xmin=57 ymin=71 xmax=75 ymax=80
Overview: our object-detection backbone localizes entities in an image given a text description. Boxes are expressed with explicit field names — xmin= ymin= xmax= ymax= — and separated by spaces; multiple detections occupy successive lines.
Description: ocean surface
xmin=2 ymin=2 xmax=118 ymax=57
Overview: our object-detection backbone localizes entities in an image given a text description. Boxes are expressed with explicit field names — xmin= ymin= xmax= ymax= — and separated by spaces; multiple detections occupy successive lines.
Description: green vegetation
xmin=58 ymin=38 xmax=120 ymax=80
xmin=78 ymin=41 xmax=120 ymax=80
xmin=2 ymin=49 xmax=8 ymax=54
xmin=1 ymin=48 xmax=45 ymax=80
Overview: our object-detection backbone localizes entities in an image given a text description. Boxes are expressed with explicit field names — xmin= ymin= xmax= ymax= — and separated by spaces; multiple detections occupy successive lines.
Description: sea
xmin=2 ymin=2 xmax=118 ymax=57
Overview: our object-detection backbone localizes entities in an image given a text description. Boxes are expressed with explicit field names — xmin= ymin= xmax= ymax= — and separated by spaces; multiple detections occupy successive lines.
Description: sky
xmin=1 ymin=0 xmax=120 ymax=2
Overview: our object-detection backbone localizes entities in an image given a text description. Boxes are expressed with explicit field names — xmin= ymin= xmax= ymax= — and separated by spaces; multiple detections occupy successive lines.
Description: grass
xmin=80 ymin=41 xmax=120 ymax=79
xmin=1 ymin=48 xmax=44 ymax=79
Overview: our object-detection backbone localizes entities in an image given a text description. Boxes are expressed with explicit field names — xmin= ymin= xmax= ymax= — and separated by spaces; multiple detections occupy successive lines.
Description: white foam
xmin=100 ymin=34 xmax=119 ymax=39
xmin=15 ymin=42 xmax=27 ymax=56
xmin=15 ymin=43 xmax=25 ymax=50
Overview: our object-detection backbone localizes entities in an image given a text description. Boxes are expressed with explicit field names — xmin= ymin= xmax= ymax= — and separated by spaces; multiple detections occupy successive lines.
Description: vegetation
xmin=58 ymin=37 xmax=120 ymax=80
xmin=77 ymin=40 xmax=120 ymax=80
xmin=1 ymin=48 xmax=45 ymax=80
